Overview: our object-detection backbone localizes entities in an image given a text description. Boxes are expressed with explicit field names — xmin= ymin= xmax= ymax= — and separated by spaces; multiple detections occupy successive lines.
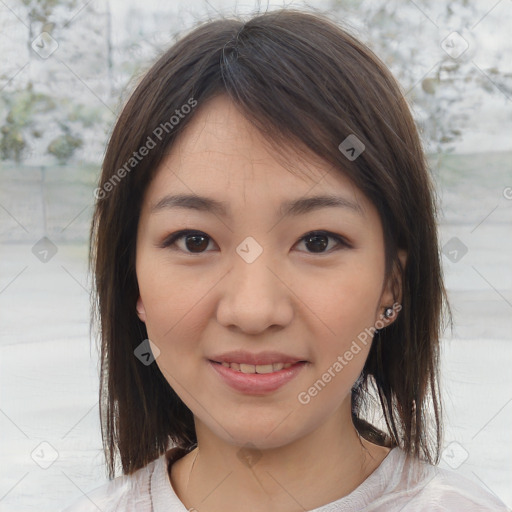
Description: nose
xmin=215 ymin=247 xmax=294 ymax=335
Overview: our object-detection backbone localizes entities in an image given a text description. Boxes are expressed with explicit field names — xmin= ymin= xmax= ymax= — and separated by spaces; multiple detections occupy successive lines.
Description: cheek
xmin=302 ymin=259 xmax=383 ymax=342
xmin=136 ymin=253 xmax=215 ymax=355
xmin=297 ymin=260 xmax=383 ymax=397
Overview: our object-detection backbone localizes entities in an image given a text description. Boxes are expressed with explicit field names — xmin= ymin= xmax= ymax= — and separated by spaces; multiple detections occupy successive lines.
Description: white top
xmin=62 ymin=446 xmax=509 ymax=511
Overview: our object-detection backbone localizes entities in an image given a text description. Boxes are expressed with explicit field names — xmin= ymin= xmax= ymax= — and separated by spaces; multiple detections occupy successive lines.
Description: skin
xmin=135 ymin=94 xmax=407 ymax=512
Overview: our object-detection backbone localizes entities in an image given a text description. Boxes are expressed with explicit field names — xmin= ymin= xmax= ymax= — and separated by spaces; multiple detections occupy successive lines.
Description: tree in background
xmin=1 ymin=0 xmax=511 ymax=163
xmin=329 ymin=0 xmax=512 ymax=154
xmin=0 ymin=0 xmax=112 ymax=164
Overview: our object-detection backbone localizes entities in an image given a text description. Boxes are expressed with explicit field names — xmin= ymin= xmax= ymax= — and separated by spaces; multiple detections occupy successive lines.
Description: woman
xmin=64 ymin=8 xmax=508 ymax=511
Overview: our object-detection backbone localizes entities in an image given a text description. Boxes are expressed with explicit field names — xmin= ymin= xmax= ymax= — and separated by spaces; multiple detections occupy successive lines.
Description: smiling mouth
xmin=210 ymin=361 xmax=306 ymax=374
xmin=209 ymin=359 xmax=308 ymax=394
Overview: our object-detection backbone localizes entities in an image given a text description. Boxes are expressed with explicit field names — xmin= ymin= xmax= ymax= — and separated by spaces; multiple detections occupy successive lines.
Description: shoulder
xmin=60 ymin=457 xmax=160 ymax=512
xmin=422 ymin=465 xmax=509 ymax=511
xmin=383 ymin=448 xmax=510 ymax=511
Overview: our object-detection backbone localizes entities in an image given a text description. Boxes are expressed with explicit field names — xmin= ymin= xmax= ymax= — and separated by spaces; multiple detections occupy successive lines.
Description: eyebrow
xmin=150 ymin=193 xmax=364 ymax=218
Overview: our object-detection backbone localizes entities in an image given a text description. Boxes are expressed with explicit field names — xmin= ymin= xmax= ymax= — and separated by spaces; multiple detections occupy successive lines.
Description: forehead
xmin=144 ymin=95 xmax=369 ymax=214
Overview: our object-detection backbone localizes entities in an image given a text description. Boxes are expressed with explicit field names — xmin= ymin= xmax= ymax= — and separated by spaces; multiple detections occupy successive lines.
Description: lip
xmin=209 ymin=350 xmax=307 ymax=366
xmin=208 ymin=359 xmax=307 ymax=395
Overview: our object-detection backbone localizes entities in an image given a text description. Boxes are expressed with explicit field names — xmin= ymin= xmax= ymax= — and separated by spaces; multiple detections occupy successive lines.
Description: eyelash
xmin=160 ymin=229 xmax=351 ymax=255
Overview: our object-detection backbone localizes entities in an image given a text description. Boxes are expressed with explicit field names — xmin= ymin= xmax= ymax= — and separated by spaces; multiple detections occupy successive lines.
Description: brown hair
xmin=90 ymin=8 xmax=451 ymax=478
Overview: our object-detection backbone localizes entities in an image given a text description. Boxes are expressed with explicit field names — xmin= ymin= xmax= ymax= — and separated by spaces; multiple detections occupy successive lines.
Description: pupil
xmin=186 ymin=234 xmax=208 ymax=252
xmin=306 ymin=234 xmax=328 ymax=252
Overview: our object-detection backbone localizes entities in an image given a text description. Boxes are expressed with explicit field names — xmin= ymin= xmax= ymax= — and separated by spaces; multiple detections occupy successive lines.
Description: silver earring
xmin=384 ymin=307 xmax=394 ymax=318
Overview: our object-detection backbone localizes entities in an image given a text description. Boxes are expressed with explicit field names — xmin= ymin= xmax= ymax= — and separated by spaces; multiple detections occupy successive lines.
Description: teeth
xmin=256 ymin=364 xmax=274 ymax=374
xmin=219 ymin=361 xmax=296 ymax=373
xmin=240 ymin=363 xmax=255 ymax=374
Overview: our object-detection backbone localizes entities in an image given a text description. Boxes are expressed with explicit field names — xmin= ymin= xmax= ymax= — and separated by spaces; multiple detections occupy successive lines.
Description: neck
xmin=170 ymin=400 xmax=389 ymax=512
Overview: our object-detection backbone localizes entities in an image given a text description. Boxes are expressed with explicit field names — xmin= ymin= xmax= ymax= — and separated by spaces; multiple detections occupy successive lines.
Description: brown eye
xmin=183 ymin=233 xmax=210 ymax=252
xmin=296 ymin=231 xmax=349 ymax=254
xmin=161 ymin=229 xmax=350 ymax=255
xmin=161 ymin=230 xmax=215 ymax=253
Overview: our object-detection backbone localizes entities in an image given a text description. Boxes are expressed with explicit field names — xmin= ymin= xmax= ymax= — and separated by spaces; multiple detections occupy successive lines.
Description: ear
xmin=136 ymin=296 xmax=147 ymax=323
xmin=378 ymin=249 xmax=407 ymax=326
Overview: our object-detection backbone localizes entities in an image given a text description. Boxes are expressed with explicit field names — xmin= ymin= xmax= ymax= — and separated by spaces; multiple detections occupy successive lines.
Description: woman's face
xmin=135 ymin=95 xmax=402 ymax=449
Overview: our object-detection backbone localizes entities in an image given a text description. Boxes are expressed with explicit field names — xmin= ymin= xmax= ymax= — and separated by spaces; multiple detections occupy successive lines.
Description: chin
xmin=200 ymin=408 xmax=317 ymax=452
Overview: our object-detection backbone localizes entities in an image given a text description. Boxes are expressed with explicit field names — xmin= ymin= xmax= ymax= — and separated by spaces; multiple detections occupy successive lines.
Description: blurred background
xmin=0 ymin=0 xmax=511 ymax=510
